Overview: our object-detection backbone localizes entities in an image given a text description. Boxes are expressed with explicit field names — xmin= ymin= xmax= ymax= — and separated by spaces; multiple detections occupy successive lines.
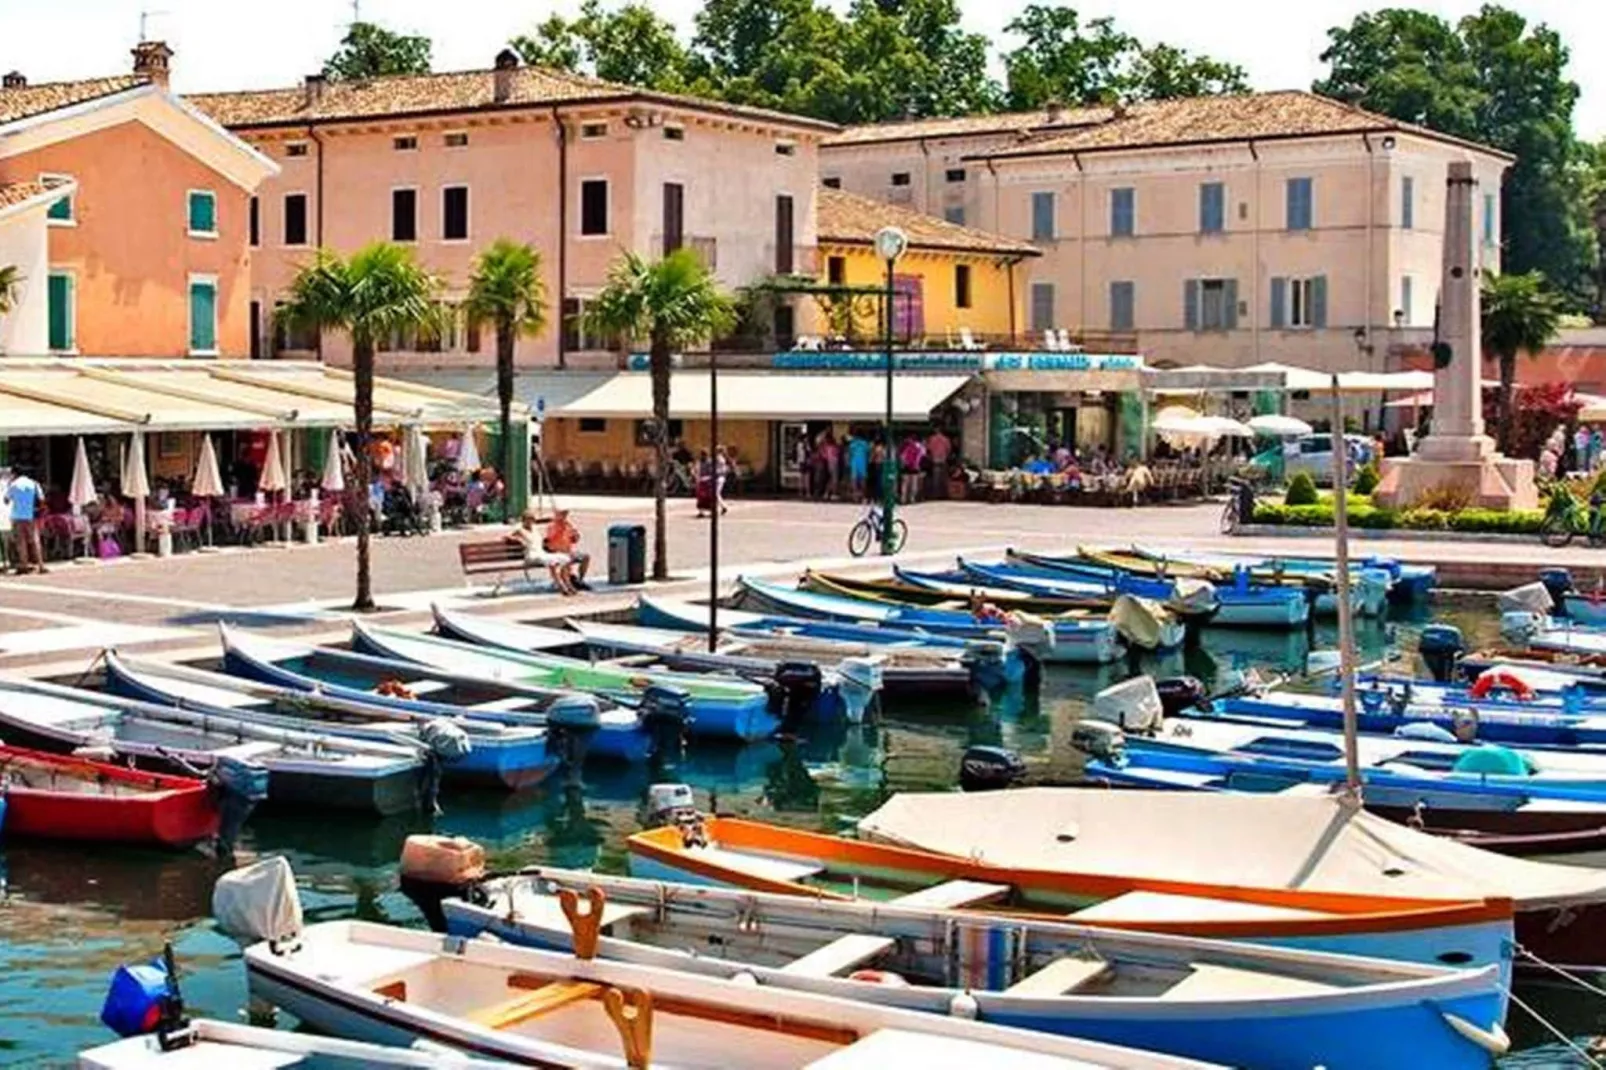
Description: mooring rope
xmin=1516 ymin=943 xmax=1606 ymax=1002
xmin=1504 ymin=985 xmax=1605 ymax=1069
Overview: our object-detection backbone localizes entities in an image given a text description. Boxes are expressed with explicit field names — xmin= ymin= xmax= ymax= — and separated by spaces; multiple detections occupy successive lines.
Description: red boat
xmin=0 ymin=745 xmax=220 ymax=850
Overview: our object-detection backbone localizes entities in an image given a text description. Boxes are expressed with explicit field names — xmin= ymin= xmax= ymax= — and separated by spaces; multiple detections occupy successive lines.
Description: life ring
xmin=1470 ymin=670 xmax=1535 ymax=702
xmin=848 ymin=969 xmax=909 ymax=987
xmin=376 ymin=679 xmax=418 ymax=700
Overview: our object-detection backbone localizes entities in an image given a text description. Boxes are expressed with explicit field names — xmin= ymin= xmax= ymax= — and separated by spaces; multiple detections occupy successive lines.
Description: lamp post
xmin=874 ymin=225 xmax=908 ymax=555
xmin=708 ymin=347 xmax=720 ymax=652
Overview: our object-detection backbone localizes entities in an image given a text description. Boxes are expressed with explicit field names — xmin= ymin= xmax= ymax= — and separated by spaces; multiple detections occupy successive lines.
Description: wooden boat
xmin=104 ymin=649 xmax=559 ymax=791
xmin=625 ymin=815 xmax=1515 ymax=973
xmin=430 ymin=604 xmax=882 ymax=723
xmin=950 ymin=559 xmax=1221 ymax=623
xmin=1117 ymin=546 xmax=1394 ymax=618
xmin=355 ymin=619 xmax=780 ymax=742
xmin=246 ymin=919 xmax=1218 ymax=1069
xmin=0 ymin=677 xmax=429 ymax=816
xmin=443 ymin=866 xmax=1509 ymax=1069
xmin=856 ymin=787 xmax=1606 ymax=973
xmin=0 ymin=744 xmax=222 ymax=849
xmin=79 ymin=1017 xmax=511 ymax=1069
xmin=220 ymin=624 xmax=662 ymax=763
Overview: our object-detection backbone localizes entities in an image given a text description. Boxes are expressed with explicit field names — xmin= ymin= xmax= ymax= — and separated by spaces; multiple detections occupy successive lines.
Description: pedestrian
xmin=898 ymin=434 xmax=925 ymax=504
xmin=695 ymin=450 xmax=714 ymax=518
xmin=847 ymin=429 xmax=869 ymax=501
xmin=5 ymin=466 xmax=47 ymax=575
xmin=868 ymin=440 xmax=886 ymax=504
xmin=714 ymin=445 xmax=730 ymax=516
xmin=791 ymin=433 xmax=810 ymax=497
xmin=925 ymin=425 xmax=952 ymax=499
xmin=1593 ymin=428 xmax=1604 ymax=471
xmin=821 ymin=431 xmax=841 ymax=500
xmin=1576 ymin=426 xmax=1591 ymax=472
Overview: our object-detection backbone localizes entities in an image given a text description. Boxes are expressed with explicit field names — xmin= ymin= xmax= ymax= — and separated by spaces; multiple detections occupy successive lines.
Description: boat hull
xmin=0 ymin=759 xmax=218 ymax=850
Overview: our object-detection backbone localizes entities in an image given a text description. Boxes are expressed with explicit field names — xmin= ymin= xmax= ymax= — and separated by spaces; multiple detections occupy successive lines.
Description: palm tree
xmin=585 ymin=249 xmax=735 ymax=581
xmin=463 ymin=239 xmax=547 ymax=515
xmin=1482 ymin=271 xmax=1564 ymax=455
xmin=278 ymin=242 xmax=441 ymax=611
xmin=0 ymin=265 xmax=20 ymax=316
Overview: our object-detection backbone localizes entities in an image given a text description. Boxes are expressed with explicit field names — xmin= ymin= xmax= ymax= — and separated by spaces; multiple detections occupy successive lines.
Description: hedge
xmin=1249 ymin=500 xmax=1546 ymax=534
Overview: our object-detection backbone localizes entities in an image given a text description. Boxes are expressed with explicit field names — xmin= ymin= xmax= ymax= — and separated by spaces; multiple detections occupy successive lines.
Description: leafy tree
xmin=584 ymin=250 xmax=736 ymax=581
xmin=278 ymin=244 xmax=441 ymax=610
xmin=1482 ymin=270 xmax=1565 ymax=455
xmin=1479 ymin=380 xmax=1579 ymax=462
xmin=512 ymin=1 xmax=694 ymax=91
xmin=323 ymin=21 xmax=433 ymax=81
xmin=1002 ymin=6 xmax=1135 ymax=109
xmin=511 ymin=15 xmax=585 ymax=73
xmin=464 ymin=240 xmax=548 ymax=508
xmin=1129 ymin=44 xmax=1248 ymax=101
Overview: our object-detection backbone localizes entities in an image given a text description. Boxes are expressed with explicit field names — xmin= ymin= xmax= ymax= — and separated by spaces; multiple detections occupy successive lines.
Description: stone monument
xmin=1373 ymin=161 xmax=1537 ymax=511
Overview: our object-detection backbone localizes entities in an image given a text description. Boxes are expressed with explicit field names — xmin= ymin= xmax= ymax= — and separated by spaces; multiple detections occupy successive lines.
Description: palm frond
xmin=464 ymin=238 xmax=548 ymax=337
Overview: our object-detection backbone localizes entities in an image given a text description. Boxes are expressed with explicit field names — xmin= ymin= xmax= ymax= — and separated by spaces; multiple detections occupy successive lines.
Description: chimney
xmin=303 ymin=73 xmax=327 ymax=107
xmin=1 ymin=71 xmax=24 ymax=90
xmin=493 ymin=48 xmax=519 ymax=104
xmin=131 ymin=39 xmax=173 ymax=88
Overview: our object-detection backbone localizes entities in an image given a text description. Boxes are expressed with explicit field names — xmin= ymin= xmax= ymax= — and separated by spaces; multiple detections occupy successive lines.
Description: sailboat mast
xmin=1329 ymin=374 xmax=1362 ymax=799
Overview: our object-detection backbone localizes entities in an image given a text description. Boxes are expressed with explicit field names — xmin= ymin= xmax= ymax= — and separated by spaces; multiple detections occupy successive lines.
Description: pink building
xmin=190 ymin=53 xmax=835 ymax=371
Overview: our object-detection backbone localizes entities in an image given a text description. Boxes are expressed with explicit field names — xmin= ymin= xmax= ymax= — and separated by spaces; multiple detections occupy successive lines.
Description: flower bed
xmin=1249 ymin=496 xmax=1546 ymax=534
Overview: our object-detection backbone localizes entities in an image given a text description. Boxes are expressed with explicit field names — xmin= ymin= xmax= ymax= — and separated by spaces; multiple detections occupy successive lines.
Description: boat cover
xmin=1498 ymin=583 xmax=1554 ymax=615
xmin=1109 ymin=597 xmax=1171 ymax=653
xmin=213 ymin=856 xmax=303 ymax=944
xmin=857 ymin=788 xmax=1606 ymax=910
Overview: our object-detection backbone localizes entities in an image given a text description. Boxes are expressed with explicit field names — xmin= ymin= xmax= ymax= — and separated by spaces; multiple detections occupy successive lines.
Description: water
xmin=4 ymin=600 xmax=1602 ymax=1066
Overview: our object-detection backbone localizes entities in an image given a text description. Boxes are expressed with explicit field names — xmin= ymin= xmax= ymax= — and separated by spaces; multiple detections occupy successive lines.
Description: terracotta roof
xmin=817 ymin=187 xmax=1039 ymax=258
xmin=0 ymin=75 xmax=149 ymax=126
xmin=0 ymin=178 xmax=71 ymax=215
xmin=188 ymin=64 xmax=837 ymax=133
xmin=824 ymin=106 xmax=1111 ymax=147
xmin=982 ymin=90 xmax=1511 ymax=161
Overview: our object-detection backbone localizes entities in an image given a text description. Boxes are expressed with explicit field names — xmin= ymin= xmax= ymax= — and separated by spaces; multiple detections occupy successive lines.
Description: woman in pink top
xmin=925 ymin=428 xmax=952 ymax=498
xmin=898 ymin=435 xmax=925 ymax=504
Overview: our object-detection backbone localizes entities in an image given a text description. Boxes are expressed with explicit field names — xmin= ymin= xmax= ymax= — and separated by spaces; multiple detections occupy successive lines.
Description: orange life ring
xmin=1470 ymin=670 xmax=1535 ymax=702
xmin=847 ymin=969 xmax=908 ymax=987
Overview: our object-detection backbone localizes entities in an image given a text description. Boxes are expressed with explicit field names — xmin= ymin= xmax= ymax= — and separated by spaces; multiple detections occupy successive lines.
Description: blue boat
xmin=218 ymin=624 xmax=664 ymax=763
xmin=737 ymin=575 xmax=1125 ymax=664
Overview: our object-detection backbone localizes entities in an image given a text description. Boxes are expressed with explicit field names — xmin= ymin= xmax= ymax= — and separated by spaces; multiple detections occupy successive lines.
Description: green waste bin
xmin=608 ymin=524 xmax=646 ymax=585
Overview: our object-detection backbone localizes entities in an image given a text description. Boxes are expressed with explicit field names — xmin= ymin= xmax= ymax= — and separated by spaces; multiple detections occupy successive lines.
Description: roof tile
xmin=0 ymin=75 xmax=149 ymax=126
xmin=824 ymin=106 xmax=1110 ymax=147
xmin=818 ymin=187 xmax=1038 ymax=257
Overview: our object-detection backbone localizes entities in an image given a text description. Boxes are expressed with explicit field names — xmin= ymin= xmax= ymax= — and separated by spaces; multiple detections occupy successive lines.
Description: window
xmin=822 ymin=176 xmax=841 ymax=189
xmin=187 ymin=190 xmax=217 ymax=236
xmin=393 ymin=135 xmax=418 ymax=151
xmin=943 ymin=205 xmax=965 ymax=225
xmin=775 ymin=142 xmax=796 ymax=156
xmin=945 ymin=168 xmax=966 ymax=183
xmin=891 ymin=172 xmax=911 ymax=187
xmin=662 ymin=182 xmax=684 ymax=255
xmin=1030 ymin=282 xmax=1055 ymax=332
xmin=1269 ymin=275 xmax=1327 ymax=329
xmin=1400 ymin=275 xmax=1414 ymax=325
xmin=391 ymin=188 xmax=417 ymax=242
xmin=1109 ymin=280 xmax=1135 ymax=331
xmin=273 ymin=302 xmax=318 ymax=352
xmin=442 ymin=186 xmax=469 ymax=241
xmin=1199 ymin=182 xmax=1225 ymax=234
xmin=284 ymin=193 xmax=308 ymax=245
xmin=1401 ymin=176 xmax=1414 ymax=229
xmin=580 ymin=122 xmax=608 ymax=139
xmin=444 ymin=132 xmax=469 ymax=148
xmin=954 ymin=264 xmax=972 ymax=309
xmin=827 ymin=256 xmax=845 ymax=286
xmin=775 ymin=194 xmax=795 ymax=274
xmin=1185 ymin=278 xmax=1239 ymax=331
xmin=47 ymin=271 xmax=74 ymax=351
xmin=561 ymin=296 xmax=616 ymax=352
xmin=42 ymin=174 xmax=74 ymax=224
xmin=465 ymin=316 xmax=481 ymax=353
xmin=1286 ymin=177 xmax=1313 ymax=231
xmin=578 ymin=417 xmax=607 ymax=433
xmin=580 ymin=180 xmax=608 ymax=236
xmin=1483 ymin=192 xmax=1496 ymax=245
xmin=1031 ymin=191 xmax=1056 ymax=241
xmin=1110 ymin=187 xmax=1135 ymax=237
xmin=664 ymin=125 xmax=684 ymax=141
xmin=249 ymin=196 xmax=260 ymax=247
xmin=285 ymin=141 xmax=310 ymax=158
xmin=635 ymin=419 xmax=685 ymax=446
xmin=188 ymin=276 xmax=218 ymax=353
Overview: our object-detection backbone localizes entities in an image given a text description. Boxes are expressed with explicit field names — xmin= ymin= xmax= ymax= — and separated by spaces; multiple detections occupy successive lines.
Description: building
xmin=189 ymin=52 xmax=836 ymax=371
xmin=821 ymin=91 xmax=1512 ymax=375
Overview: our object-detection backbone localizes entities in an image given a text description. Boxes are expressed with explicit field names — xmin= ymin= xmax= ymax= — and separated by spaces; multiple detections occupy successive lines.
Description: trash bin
xmin=608 ymin=523 xmax=647 ymax=585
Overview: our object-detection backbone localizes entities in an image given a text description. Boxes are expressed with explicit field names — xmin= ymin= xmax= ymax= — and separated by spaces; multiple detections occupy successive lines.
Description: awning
xmin=394 ymin=370 xmax=615 ymax=419
xmin=552 ymin=372 xmax=973 ymax=422
xmin=1242 ymin=362 xmax=1434 ymax=393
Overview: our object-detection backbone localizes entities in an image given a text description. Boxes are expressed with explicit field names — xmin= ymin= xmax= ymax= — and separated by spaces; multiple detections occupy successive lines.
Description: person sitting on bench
xmin=505 ymin=509 xmax=575 ymax=595
xmin=543 ymin=509 xmax=591 ymax=591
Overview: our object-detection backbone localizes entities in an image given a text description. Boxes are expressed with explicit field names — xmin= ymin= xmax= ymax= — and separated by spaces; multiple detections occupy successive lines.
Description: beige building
xmin=821 ymin=92 xmax=1511 ymax=375
xmin=190 ymin=52 xmax=835 ymax=371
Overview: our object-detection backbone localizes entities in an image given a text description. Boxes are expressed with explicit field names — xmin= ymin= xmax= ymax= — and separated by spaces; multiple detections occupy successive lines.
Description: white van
xmin=1281 ymin=433 xmax=1375 ymax=485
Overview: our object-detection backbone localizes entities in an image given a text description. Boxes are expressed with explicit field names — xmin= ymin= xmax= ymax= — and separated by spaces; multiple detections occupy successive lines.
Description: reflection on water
xmin=0 ymin=595 xmax=1590 ymax=1066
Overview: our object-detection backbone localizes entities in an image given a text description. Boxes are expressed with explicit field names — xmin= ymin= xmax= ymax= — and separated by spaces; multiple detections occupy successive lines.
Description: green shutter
xmin=47 ymin=193 xmax=72 ymax=222
xmin=188 ymin=191 xmax=217 ymax=234
xmin=47 ymin=274 xmax=72 ymax=350
xmin=1223 ymin=279 xmax=1239 ymax=329
xmin=190 ymin=281 xmax=217 ymax=351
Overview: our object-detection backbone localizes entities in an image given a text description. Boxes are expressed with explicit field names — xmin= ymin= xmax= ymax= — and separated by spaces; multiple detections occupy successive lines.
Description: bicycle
xmin=1220 ymin=476 xmax=1256 ymax=535
xmin=1541 ymin=493 xmax=1606 ymax=548
xmin=848 ymin=503 xmax=908 ymax=557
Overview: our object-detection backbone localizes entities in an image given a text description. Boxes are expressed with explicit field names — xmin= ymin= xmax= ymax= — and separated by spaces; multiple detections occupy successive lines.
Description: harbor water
xmin=2 ymin=598 xmax=1600 ymax=1066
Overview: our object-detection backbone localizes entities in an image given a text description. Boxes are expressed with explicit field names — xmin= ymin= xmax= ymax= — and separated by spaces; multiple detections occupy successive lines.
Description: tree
xmin=1482 ymin=270 xmax=1564 ymax=455
xmin=584 ymin=250 xmax=735 ymax=581
xmin=464 ymin=240 xmax=548 ymax=511
xmin=278 ymin=243 xmax=441 ymax=611
xmin=323 ymin=21 xmax=433 ymax=81
xmin=1129 ymin=44 xmax=1248 ymax=101
xmin=512 ymin=1 xmax=694 ymax=91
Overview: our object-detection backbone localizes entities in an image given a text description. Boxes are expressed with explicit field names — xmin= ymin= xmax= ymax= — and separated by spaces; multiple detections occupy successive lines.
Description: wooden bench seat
xmin=466 ymin=977 xmax=602 ymax=1030
xmin=459 ymin=541 xmax=557 ymax=596
xmin=780 ymin=934 xmax=896 ymax=977
xmin=890 ymin=880 xmax=1010 ymax=910
xmin=1004 ymin=957 xmax=1112 ymax=996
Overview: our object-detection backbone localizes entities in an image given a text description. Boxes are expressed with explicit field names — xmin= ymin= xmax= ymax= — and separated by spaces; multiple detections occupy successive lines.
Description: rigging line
xmin=1505 ymin=985 xmax=1605 ymax=1069
xmin=1516 ymin=943 xmax=1606 ymax=1002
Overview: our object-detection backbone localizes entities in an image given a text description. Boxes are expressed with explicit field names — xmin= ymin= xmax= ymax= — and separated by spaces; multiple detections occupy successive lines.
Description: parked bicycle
xmin=848 ymin=503 xmax=908 ymax=557
xmin=1542 ymin=492 xmax=1606 ymax=548
xmin=1220 ymin=477 xmax=1257 ymax=535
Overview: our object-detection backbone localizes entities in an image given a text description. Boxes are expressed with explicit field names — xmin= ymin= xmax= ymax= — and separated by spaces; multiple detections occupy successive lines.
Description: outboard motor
xmin=962 ymin=640 xmax=1016 ymax=693
xmin=545 ymin=693 xmax=604 ymax=772
xmin=834 ymin=657 xmax=883 ymax=724
xmin=638 ymin=685 xmax=691 ymax=756
xmin=1416 ymin=624 xmax=1467 ymax=684
xmin=959 ymin=745 xmax=1027 ymax=792
xmin=1540 ymin=568 xmax=1576 ymax=611
xmin=1004 ymin=614 xmax=1055 ymax=670
xmin=644 ymin=782 xmax=707 ymax=846
xmin=212 ymin=856 xmax=303 ymax=949
xmin=1070 ymin=720 xmax=1128 ymax=763
xmin=1153 ymin=675 xmax=1206 ymax=717
xmin=208 ymin=755 xmax=269 ymax=857
xmin=1500 ymin=611 xmax=1543 ymax=642
xmin=100 ymin=944 xmax=190 ymax=1047
xmin=1091 ymin=676 xmax=1163 ymax=733
xmin=397 ymin=834 xmax=487 ymax=933
xmin=771 ymin=661 xmax=825 ymax=727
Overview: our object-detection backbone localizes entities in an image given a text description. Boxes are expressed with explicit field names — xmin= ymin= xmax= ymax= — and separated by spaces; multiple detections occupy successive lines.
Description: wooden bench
xmin=467 ymin=976 xmax=603 ymax=1030
xmin=1005 ymin=957 xmax=1112 ymax=996
xmin=459 ymin=541 xmax=559 ymax=595
xmin=780 ymin=934 xmax=896 ymax=977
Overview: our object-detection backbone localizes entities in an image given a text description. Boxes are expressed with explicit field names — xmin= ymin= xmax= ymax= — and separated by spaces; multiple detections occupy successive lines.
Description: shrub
xmin=1352 ymin=463 xmax=1380 ymax=496
xmin=1412 ymin=484 xmax=1474 ymax=512
xmin=1247 ymin=500 xmax=1540 ymax=534
xmin=1284 ymin=471 xmax=1319 ymax=506
xmin=1398 ymin=508 xmax=1450 ymax=530
xmin=1350 ymin=505 xmax=1397 ymax=529
xmin=1448 ymin=508 xmax=1546 ymax=534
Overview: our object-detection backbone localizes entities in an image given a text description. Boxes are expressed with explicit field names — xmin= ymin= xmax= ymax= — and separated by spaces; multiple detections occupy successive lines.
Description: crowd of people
xmin=1015 ymin=442 xmax=1128 ymax=486
xmin=793 ymin=426 xmax=956 ymax=504
xmin=1540 ymin=425 xmax=1606 ymax=479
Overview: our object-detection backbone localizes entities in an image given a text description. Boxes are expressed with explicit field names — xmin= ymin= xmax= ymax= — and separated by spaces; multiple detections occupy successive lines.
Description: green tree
xmin=464 ymin=240 xmax=548 ymax=507
xmin=323 ymin=21 xmax=433 ymax=81
xmin=1482 ymin=270 xmax=1565 ymax=454
xmin=1129 ymin=44 xmax=1248 ymax=101
xmin=512 ymin=1 xmax=694 ymax=91
xmin=584 ymin=250 xmax=736 ymax=581
xmin=278 ymin=243 xmax=441 ymax=610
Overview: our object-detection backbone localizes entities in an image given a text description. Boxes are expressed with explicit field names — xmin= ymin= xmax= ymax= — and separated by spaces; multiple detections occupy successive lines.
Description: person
xmin=820 ymin=432 xmax=840 ymax=501
xmin=1576 ymin=426 xmax=1591 ymax=471
xmin=846 ymin=430 xmax=870 ymax=501
xmin=714 ymin=445 xmax=731 ymax=515
xmin=1593 ymin=428 xmax=1604 ymax=472
xmin=544 ymin=508 xmax=591 ymax=590
xmin=5 ymin=467 xmax=46 ymax=575
xmin=505 ymin=508 xmax=575 ymax=595
xmin=925 ymin=426 xmax=952 ymax=499
xmin=868 ymin=440 xmax=886 ymax=504
xmin=792 ymin=433 xmax=810 ymax=497
xmin=898 ymin=434 xmax=925 ymax=504
xmin=1022 ymin=453 xmax=1057 ymax=476
xmin=695 ymin=450 xmax=714 ymax=518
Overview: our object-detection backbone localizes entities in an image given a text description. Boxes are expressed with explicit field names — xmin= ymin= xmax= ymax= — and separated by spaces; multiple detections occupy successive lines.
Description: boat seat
xmin=466 ymin=977 xmax=602 ymax=1029
xmin=1004 ymin=957 xmax=1112 ymax=996
xmin=1159 ymin=963 xmax=1336 ymax=1001
xmin=211 ymin=740 xmax=282 ymax=762
xmin=507 ymin=887 xmax=651 ymax=931
xmin=890 ymin=880 xmax=1011 ymax=910
xmin=1067 ymin=891 xmax=1325 ymax=923
xmin=780 ymin=934 xmax=896 ymax=977
xmin=687 ymin=846 xmax=824 ymax=884
xmin=465 ymin=697 xmax=539 ymax=714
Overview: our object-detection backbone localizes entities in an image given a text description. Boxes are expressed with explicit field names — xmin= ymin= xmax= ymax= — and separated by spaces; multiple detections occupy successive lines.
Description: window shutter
xmin=1223 ymin=278 xmax=1239 ymax=329
xmin=1183 ymin=279 xmax=1200 ymax=331
xmin=1269 ymin=277 xmax=1287 ymax=328
xmin=190 ymin=282 xmax=217 ymax=351
xmin=1311 ymin=275 xmax=1328 ymax=328
xmin=1110 ymin=281 xmax=1134 ymax=331
xmin=47 ymin=275 xmax=71 ymax=350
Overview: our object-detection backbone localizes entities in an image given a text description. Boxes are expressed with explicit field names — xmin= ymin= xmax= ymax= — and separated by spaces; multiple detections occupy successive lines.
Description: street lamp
xmin=873 ymin=225 xmax=908 ymax=555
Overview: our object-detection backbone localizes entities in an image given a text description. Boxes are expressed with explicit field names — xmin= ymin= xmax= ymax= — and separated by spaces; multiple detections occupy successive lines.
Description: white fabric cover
xmin=1498 ymin=582 xmax=1554 ymax=615
xmin=1092 ymin=673 xmax=1162 ymax=732
xmin=213 ymin=855 xmax=303 ymax=944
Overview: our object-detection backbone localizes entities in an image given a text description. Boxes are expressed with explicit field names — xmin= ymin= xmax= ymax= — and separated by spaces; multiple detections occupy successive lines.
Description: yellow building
xmin=813 ymin=187 xmax=1039 ymax=346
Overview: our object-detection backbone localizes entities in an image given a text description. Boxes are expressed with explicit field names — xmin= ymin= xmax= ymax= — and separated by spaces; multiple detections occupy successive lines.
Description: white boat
xmin=78 ymin=1018 xmax=508 ymax=1068
xmin=245 ymin=920 xmax=1218 ymax=1069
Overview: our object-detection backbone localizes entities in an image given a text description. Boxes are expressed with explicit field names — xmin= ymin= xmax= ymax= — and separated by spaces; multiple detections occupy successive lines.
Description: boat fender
xmin=418 ymin=719 xmax=473 ymax=761
xmin=213 ymin=856 xmax=303 ymax=948
xmin=1470 ymin=670 xmax=1535 ymax=702
xmin=948 ymin=992 xmax=979 ymax=1019
xmin=1440 ymin=1013 xmax=1511 ymax=1056
xmin=848 ymin=970 xmax=909 ymax=987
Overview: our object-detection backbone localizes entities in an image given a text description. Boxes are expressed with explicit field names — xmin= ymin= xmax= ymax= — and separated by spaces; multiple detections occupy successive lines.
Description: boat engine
xmin=770 ymin=661 xmax=824 ymax=726
xmin=1417 ymin=625 xmax=1467 ymax=683
xmin=644 ymin=782 xmax=708 ymax=846
xmin=1071 ymin=720 xmax=1127 ymax=762
xmin=961 ymin=640 xmax=1017 ymax=692
xmin=1004 ymin=614 xmax=1055 ymax=668
xmin=100 ymin=944 xmax=190 ymax=1047
xmin=1091 ymin=676 xmax=1162 ymax=733
xmin=958 ymin=745 xmax=1027 ymax=792
xmin=208 ymin=755 xmax=269 ymax=857
xmin=212 ymin=856 xmax=303 ymax=949
xmin=1154 ymin=675 xmax=1207 ymax=716
xmin=397 ymin=834 xmax=487 ymax=932
xmin=834 ymin=656 xmax=884 ymax=724
xmin=1540 ymin=568 xmax=1576 ymax=609
xmin=1499 ymin=612 xmax=1543 ymax=642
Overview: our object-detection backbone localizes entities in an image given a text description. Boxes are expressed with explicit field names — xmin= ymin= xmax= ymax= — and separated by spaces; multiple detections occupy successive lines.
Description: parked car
xmin=1252 ymin=433 xmax=1374 ymax=486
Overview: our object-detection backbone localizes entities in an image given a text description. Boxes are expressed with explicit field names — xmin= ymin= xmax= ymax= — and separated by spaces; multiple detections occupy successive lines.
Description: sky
xmin=1 ymin=0 xmax=1601 ymax=137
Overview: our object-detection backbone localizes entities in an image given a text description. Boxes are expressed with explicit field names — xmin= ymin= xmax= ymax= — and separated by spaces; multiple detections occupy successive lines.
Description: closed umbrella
xmin=191 ymin=435 xmax=225 ymax=497
xmin=457 ymin=426 xmax=481 ymax=473
xmin=1247 ymin=413 xmax=1314 ymax=438
xmin=259 ymin=432 xmax=287 ymax=495
xmin=321 ymin=430 xmax=346 ymax=493
xmin=404 ymin=425 xmax=429 ymax=497
xmin=68 ymin=437 xmax=96 ymax=511
xmin=121 ymin=433 xmax=151 ymax=498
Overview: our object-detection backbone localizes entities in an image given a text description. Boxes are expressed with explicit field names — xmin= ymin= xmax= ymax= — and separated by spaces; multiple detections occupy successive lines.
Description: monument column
xmin=1417 ymin=161 xmax=1492 ymax=461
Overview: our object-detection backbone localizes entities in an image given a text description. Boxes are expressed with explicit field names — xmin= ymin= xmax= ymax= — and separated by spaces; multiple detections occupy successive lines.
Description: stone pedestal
xmin=1374 ymin=454 xmax=1537 ymax=511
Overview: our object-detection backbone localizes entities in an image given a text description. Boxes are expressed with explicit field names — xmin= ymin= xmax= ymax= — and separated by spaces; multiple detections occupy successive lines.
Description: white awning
xmin=553 ymin=372 xmax=973 ymax=422
xmin=1242 ymin=362 xmax=1434 ymax=393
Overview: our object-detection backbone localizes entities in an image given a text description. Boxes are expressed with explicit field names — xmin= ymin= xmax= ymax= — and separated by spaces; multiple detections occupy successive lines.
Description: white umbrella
xmin=1151 ymin=406 xmax=1205 ymax=436
xmin=68 ymin=437 xmax=96 ymax=510
xmin=457 ymin=426 xmax=481 ymax=473
xmin=1198 ymin=415 xmax=1254 ymax=438
xmin=121 ymin=433 xmax=150 ymax=499
xmin=321 ymin=430 xmax=346 ymax=493
xmin=1247 ymin=413 xmax=1314 ymax=437
xmin=258 ymin=432 xmax=287 ymax=495
xmin=404 ymin=425 xmax=429 ymax=497
xmin=192 ymin=435 xmax=225 ymax=497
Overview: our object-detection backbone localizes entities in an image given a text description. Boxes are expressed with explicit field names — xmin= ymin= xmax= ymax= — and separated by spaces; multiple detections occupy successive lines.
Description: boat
xmin=856 ymin=787 xmax=1606 ymax=973
xmin=737 ymin=575 xmax=1125 ymax=665
xmin=0 ymin=676 xmax=430 ymax=817
xmin=442 ymin=865 xmax=1509 ymax=1069
xmin=952 ymin=559 xmax=1219 ymax=621
xmin=354 ymin=618 xmax=781 ymax=742
xmin=625 ymin=815 xmax=1515 ymax=973
xmin=247 ymin=919 xmax=1218 ymax=1069
xmin=0 ymin=743 xmax=226 ymax=850
xmin=429 ymin=604 xmax=883 ymax=722
xmin=219 ymin=623 xmax=663 ymax=763
xmin=1116 ymin=546 xmax=1395 ymax=618
xmin=103 ymin=649 xmax=560 ymax=790
xmin=79 ymin=1018 xmax=513 ymax=1069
